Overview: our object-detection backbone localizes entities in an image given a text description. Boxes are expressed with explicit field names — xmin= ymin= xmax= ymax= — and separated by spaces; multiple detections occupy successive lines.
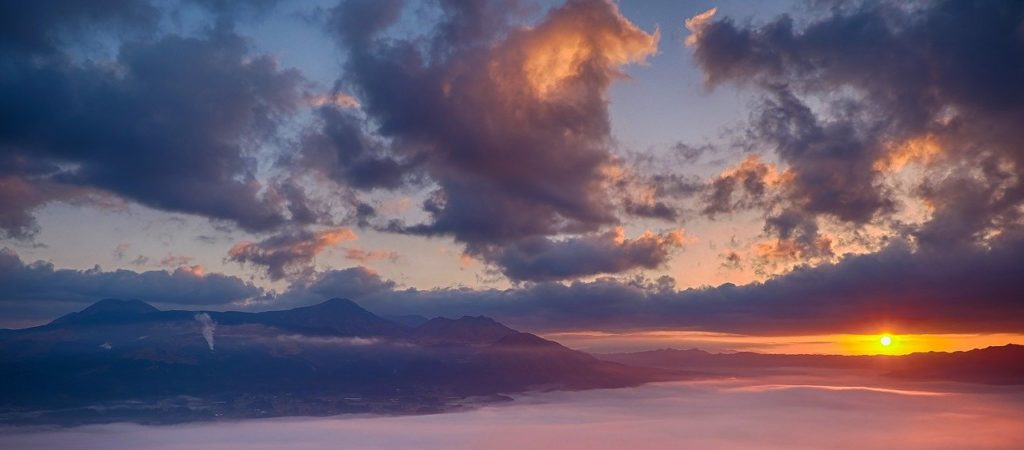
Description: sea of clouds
xmin=2 ymin=375 xmax=1022 ymax=449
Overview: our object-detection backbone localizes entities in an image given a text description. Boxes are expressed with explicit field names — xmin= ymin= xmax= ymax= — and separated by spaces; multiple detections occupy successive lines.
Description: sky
xmin=4 ymin=377 xmax=1024 ymax=449
xmin=1 ymin=0 xmax=1023 ymax=352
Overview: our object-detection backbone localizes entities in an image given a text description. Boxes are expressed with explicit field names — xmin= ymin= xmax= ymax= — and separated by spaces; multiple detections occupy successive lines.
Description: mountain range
xmin=0 ymin=298 xmax=668 ymax=425
xmin=1 ymin=298 xmax=1020 ymax=426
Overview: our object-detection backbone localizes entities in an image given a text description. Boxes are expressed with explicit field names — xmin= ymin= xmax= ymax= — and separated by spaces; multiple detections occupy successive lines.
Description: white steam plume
xmin=194 ymin=312 xmax=216 ymax=351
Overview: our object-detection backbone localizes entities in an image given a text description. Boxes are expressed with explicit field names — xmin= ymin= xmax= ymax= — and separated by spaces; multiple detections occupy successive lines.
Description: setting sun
xmin=880 ymin=334 xmax=894 ymax=347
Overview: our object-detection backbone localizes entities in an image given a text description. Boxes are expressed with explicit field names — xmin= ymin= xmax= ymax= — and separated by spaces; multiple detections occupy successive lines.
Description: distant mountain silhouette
xmin=0 ymin=298 xmax=664 ymax=426
xmin=237 ymin=298 xmax=408 ymax=337
xmin=384 ymin=314 xmax=430 ymax=328
xmin=601 ymin=345 xmax=1024 ymax=385
xmin=50 ymin=299 xmax=159 ymax=325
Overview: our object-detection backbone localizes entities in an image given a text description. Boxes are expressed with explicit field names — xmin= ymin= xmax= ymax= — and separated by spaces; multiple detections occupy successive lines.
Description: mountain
xmin=885 ymin=345 xmax=1024 ymax=384
xmin=50 ymin=299 xmax=159 ymax=326
xmin=0 ymin=299 xmax=667 ymax=426
xmin=600 ymin=345 xmax=1024 ymax=385
xmin=413 ymin=316 xmax=516 ymax=345
xmin=384 ymin=314 xmax=430 ymax=328
xmin=230 ymin=298 xmax=408 ymax=337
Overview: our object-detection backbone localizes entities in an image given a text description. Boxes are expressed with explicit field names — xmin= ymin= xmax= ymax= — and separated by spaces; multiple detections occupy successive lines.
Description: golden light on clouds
xmin=514 ymin=0 xmax=659 ymax=98
xmin=718 ymin=154 xmax=793 ymax=188
xmin=874 ymin=134 xmax=942 ymax=172
xmin=684 ymin=7 xmax=718 ymax=47
xmin=309 ymin=92 xmax=361 ymax=109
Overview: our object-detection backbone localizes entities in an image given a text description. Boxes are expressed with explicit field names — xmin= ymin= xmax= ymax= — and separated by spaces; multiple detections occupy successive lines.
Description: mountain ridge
xmin=0 ymin=297 xmax=668 ymax=426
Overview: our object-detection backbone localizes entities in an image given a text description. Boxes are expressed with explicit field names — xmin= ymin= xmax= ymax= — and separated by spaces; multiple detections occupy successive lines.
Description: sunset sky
xmin=2 ymin=0 xmax=1023 ymax=354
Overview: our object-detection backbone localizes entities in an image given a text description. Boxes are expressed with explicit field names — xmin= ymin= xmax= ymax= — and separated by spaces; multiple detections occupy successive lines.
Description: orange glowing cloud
xmin=715 ymin=154 xmax=792 ymax=191
xmin=874 ymin=134 xmax=942 ymax=172
xmin=494 ymin=0 xmax=659 ymax=99
xmin=684 ymin=7 xmax=718 ymax=47
xmin=308 ymin=92 xmax=360 ymax=109
xmin=754 ymin=235 xmax=832 ymax=263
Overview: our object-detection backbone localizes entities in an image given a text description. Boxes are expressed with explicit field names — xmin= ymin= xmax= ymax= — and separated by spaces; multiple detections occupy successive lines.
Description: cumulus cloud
xmin=691 ymin=0 xmax=1024 ymax=248
xmin=0 ymin=12 xmax=309 ymax=239
xmin=227 ymin=228 xmax=358 ymax=280
xmin=700 ymin=154 xmax=788 ymax=218
xmin=305 ymin=0 xmax=660 ymax=279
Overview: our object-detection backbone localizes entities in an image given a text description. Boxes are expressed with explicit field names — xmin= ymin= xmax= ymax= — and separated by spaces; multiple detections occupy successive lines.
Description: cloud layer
xmin=2 ymin=377 xmax=1021 ymax=450
xmin=0 ymin=248 xmax=262 ymax=324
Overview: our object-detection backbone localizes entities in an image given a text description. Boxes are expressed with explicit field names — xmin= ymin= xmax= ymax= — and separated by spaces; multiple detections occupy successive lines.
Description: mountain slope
xmin=222 ymin=298 xmax=408 ymax=337
xmin=413 ymin=316 xmax=516 ymax=345
xmin=0 ymin=299 xmax=667 ymax=426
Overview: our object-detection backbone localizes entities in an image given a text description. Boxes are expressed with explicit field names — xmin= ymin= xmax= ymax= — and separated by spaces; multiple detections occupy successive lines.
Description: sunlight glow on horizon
xmin=544 ymin=330 xmax=1024 ymax=355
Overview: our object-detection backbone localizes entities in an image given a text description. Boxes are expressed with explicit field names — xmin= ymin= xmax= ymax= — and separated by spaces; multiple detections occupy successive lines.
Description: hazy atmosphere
xmin=2 ymin=0 xmax=1023 ymax=448
xmin=5 ymin=378 xmax=1024 ymax=450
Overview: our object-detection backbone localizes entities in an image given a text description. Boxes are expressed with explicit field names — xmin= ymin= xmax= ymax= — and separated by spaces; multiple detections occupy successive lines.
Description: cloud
xmin=348 ymin=235 xmax=1024 ymax=335
xmin=227 ymin=228 xmax=357 ymax=280
xmin=297 ymin=107 xmax=412 ymax=190
xmin=0 ymin=16 xmax=309 ymax=239
xmin=683 ymin=7 xmax=717 ymax=47
xmin=159 ymin=254 xmax=197 ymax=268
xmin=343 ymin=248 xmax=398 ymax=264
xmin=3 ymin=376 xmax=1020 ymax=450
xmin=482 ymin=227 xmax=688 ymax=282
xmin=7 ymin=232 xmax=1024 ymax=337
xmin=307 ymin=0 xmax=660 ymax=279
xmin=0 ymin=248 xmax=264 ymax=324
xmin=700 ymin=154 xmax=787 ymax=217
xmin=0 ymin=0 xmax=158 ymax=54
xmin=308 ymin=91 xmax=361 ymax=109
xmin=690 ymin=0 xmax=1024 ymax=247
xmin=0 ymin=175 xmax=102 ymax=239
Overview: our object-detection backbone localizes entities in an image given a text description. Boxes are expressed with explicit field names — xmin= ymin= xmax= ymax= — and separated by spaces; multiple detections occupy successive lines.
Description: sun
xmin=880 ymin=334 xmax=894 ymax=347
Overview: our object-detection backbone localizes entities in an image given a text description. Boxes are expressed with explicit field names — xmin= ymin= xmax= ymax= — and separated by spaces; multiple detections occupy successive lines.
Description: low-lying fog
xmin=3 ymin=374 xmax=1023 ymax=450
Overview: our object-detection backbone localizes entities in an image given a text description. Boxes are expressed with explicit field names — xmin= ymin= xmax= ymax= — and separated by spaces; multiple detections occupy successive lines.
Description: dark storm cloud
xmin=351 ymin=236 xmax=1024 ymax=335
xmin=0 ymin=248 xmax=264 ymax=324
xmin=0 ymin=0 xmax=158 ymax=55
xmin=691 ymin=0 xmax=1024 ymax=242
xmin=483 ymin=228 xmax=687 ymax=282
xmin=307 ymin=0 xmax=661 ymax=278
xmin=0 ymin=10 xmax=309 ymax=239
